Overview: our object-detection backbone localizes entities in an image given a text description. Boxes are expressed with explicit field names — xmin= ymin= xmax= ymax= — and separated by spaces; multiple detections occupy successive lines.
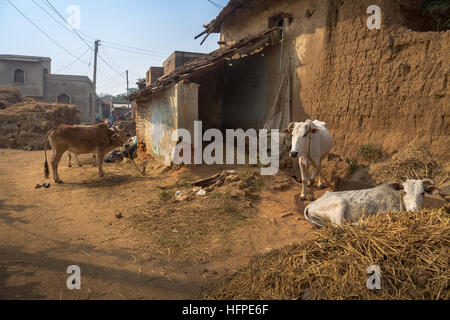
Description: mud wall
xmin=135 ymin=82 xmax=198 ymax=165
xmin=220 ymin=0 xmax=449 ymax=159
xmin=313 ymin=0 xmax=449 ymax=159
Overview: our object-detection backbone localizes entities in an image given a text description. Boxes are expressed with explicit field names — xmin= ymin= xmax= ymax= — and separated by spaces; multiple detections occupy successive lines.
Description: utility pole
xmin=126 ymin=70 xmax=129 ymax=104
xmin=126 ymin=70 xmax=132 ymax=120
xmin=93 ymin=40 xmax=100 ymax=121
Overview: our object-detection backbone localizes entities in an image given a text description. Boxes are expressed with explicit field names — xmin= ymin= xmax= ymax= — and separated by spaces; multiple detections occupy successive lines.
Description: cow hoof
xmin=308 ymin=195 xmax=315 ymax=201
xmin=55 ymin=179 xmax=63 ymax=184
xmin=68 ymin=164 xmax=72 ymax=168
xmin=318 ymin=185 xmax=325 ymax=190
xmin=78 ymin=164 xmax=83 ymax=168
xmin=300 ymin=195 xmax=306 ymax=201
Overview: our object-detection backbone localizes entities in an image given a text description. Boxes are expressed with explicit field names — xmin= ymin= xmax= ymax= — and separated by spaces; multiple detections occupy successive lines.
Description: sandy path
xmin=0 ymin=149 xmax=313 ymax=299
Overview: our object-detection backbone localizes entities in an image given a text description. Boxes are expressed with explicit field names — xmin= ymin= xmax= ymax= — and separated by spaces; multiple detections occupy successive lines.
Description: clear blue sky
xmin=0 ymin=0 xmax=226 ymax=95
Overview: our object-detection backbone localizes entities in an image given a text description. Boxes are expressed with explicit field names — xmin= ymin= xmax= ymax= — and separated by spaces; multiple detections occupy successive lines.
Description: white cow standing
xmin=285 ymin=120 xmax=333 ymax=201
xmin=304 ymin=179 xmax=440 ymax=226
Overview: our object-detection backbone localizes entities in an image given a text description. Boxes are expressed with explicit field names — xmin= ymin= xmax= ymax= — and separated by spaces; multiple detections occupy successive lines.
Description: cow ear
xmin=310 ymin=128 xmax=319 ymax=134
xmin=389 ymin=183 xmax=404 ymax=191
xmin=425 ymin=187 xmax=440 ymax=195
xmin=282 ymin=128 xmax=291 ymax=134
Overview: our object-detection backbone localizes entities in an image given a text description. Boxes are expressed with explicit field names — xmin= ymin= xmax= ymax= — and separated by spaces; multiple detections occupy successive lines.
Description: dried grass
xmin=209 ymin=208 xmax=449 ymax=300
xmin=131 ymin=191 xmax=255 ymax=261
xmin=369 ymin=144 xmax=449 ymax=185
xmin=0 ymin=96 xmax=80 ymax=150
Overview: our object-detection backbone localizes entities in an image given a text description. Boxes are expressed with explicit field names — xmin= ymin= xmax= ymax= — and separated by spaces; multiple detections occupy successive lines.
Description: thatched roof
xmin=129 ymin=27 xmax=281 ymax=100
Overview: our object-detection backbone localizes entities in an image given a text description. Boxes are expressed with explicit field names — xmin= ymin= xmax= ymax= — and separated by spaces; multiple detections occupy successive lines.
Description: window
xmin=57 ymin=93 xmax=71 ymax=104
xmin=268 ymin=13 xmax=292 ymax=37
xmin=14 ymin=69 xmax=25 ymax=83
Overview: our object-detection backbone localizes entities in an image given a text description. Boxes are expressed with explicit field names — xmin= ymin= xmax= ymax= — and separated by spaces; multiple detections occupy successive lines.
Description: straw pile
xmin=209 ymin=209 xmax=449 ymax=300
xmin=0 ymin=88 xmax=23 ymax=109
xmin=369 ymin=144 xmax=449 ymax=186
xmin=0 ymin=90 xmax=80 ymax=150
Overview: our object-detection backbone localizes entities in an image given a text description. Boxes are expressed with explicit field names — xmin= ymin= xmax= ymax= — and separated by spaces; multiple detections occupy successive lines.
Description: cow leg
xmin=299 ymin=161 xmax=308 ymax=201
xmin=97 ymin=151 xmax=105 ymax=177
xmin=68 ymin=153 xmax=72 ymax=168
xmin=311 ymin=160 xmax=324 ymax=189
xmin=92 ymin=154 xmax=97 ymax=167
xmin=51 ymin=149 xmax=65 ymax=184
xmin=307 ymin=165 xmax=316 ymax=201
xmin=74 ymin=154 xmax=82 ymax=167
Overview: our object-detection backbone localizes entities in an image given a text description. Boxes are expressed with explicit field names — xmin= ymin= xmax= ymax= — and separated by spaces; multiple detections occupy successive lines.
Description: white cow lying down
xmin=304 ymin=179 xmax=440 ymax=226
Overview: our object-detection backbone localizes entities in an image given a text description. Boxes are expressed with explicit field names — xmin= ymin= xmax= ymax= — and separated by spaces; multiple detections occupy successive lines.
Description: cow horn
xmin=422 ymin=178 xmax=434 ymax=186
xmin=287 ymin=122 xmax=296 ymax=133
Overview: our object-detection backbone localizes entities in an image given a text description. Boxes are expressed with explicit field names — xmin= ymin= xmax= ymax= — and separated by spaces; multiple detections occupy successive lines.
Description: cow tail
xmin=44 ymin=128 xmax=55 ymax=179
xmin=304 ymin=206 xmax=325 ymax=227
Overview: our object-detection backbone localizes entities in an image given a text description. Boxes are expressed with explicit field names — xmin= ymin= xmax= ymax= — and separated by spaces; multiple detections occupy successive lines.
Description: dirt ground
xmin=0 ymin=148 xmax=322 ymax=300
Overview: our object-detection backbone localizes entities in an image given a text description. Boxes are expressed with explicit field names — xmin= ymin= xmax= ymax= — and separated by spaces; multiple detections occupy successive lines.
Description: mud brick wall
xmin=146 ymin=67 xmax=164 ymax=86
xmin=307 ymin=1 xmax=450 ymax=160
xmin=135 ymin=97 xmax=151 ymax=145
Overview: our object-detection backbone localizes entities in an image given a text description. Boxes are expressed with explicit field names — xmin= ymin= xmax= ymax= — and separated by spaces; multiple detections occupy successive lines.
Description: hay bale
xmin=209 ymin=209 xmax=449 ymax=300
xmin=0 ymin=88 xmax=24 ymax=109
xmin=0 ymin=98 xmax=80 ymax=150
xmin=369 ymin=144 xmax=449 ymax=186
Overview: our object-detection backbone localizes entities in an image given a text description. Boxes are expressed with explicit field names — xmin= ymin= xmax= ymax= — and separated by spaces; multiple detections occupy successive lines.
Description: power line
xmin=6 ymin=0 xmax=90 ymax=63
xmin=54 ymin=47 xmax=91 ymax=73
xmin=43 ymin=0 xmax=125 ymax=80
xmin=43 ymin=0 xmax=93 ymax=50
xmin=43 ymin=0 xmax=168 ymax=57
xmin=102 ymin=44 xmax=167 ymax=58
xmin=85 ymin=50 xmax=93 ymax=76
xmin=207 ymin=0 xmax=224 ymax=9
xmin=101 ymin=40 xmax=168 ymax=55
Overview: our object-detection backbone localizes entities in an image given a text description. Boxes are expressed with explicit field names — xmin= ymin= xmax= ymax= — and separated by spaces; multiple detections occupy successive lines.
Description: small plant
xmin=159 ymin=190 xmax=175 ymax=203
xmin=345 ymin=158 xmax=359 ymax=173
xmin=359 ymin=144 xmax=381 ymax=161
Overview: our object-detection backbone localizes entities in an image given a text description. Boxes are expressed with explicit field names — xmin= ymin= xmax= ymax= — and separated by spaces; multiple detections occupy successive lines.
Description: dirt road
xmin=0 ymin=149 xmax=313 ymax=299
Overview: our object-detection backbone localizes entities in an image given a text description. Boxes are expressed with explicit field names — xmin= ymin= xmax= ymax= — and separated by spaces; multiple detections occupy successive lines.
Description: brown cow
xmin=44 ymin=123 xmax=128 ymax=183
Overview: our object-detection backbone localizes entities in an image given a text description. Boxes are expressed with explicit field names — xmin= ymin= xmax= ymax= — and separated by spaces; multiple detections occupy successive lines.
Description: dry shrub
xmin=369 ymin=144 xmax=449 ymax=185
xmin=209 ymin=209 xmax=449 ymax=300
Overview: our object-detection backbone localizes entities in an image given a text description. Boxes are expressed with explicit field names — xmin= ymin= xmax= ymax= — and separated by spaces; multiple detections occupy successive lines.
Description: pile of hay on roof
xmin=208 ymin=208 xmax=449 ymax=300
xmin=369 ymin=144 xmax=449 ymax=186
xmin=0 ymin=88 xmax=80 ymax=150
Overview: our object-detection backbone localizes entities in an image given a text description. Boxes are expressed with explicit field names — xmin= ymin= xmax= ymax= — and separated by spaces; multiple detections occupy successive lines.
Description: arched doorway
xmin=57 ymin=93 xmax=71 ymax=104
xmin=14 ymin=69 xmax=25 ymax=83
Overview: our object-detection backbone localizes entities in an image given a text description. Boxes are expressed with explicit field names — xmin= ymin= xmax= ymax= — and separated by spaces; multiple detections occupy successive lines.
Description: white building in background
xmin=0 ymin=54 xmax=96 ymax=123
